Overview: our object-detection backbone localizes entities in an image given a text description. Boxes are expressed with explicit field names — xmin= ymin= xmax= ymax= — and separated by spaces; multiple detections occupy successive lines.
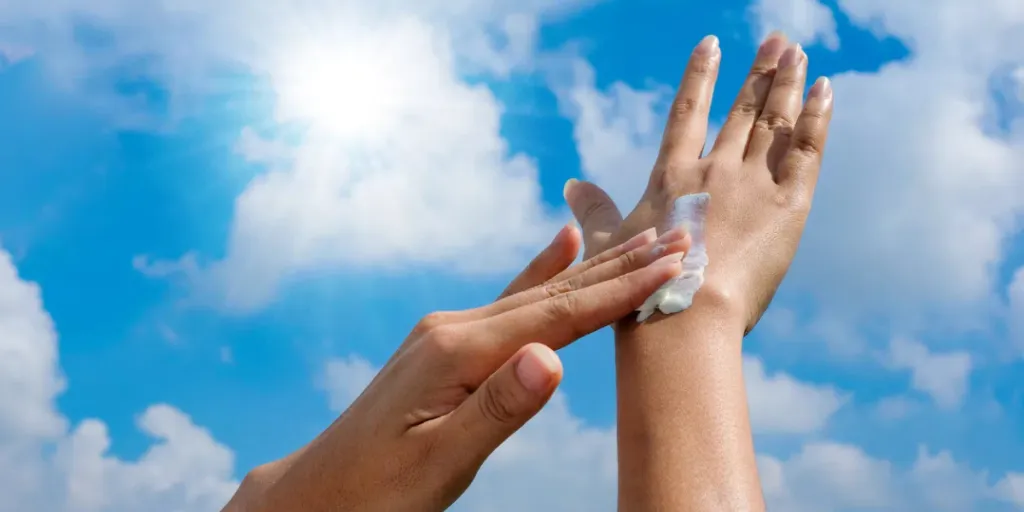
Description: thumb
xmin=443 ymin=344 xmax=562 ymax=469
xmin=563 ymin=179 xmax=622 ymax=259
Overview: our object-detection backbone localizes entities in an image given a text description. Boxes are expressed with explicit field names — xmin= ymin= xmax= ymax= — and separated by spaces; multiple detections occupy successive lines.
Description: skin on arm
xmin=220 ymin=225 xmax=690 ymax=512
xmin=565 ymin=33 xmax=834 ymax=511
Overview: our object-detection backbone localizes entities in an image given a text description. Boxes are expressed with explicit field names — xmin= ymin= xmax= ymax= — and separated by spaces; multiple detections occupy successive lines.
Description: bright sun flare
xmin=275 ymin=40 xmax=404 ymax=140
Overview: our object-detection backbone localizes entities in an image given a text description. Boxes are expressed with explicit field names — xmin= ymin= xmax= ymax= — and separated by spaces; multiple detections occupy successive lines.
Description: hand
xmin=223 ymin=224 xmax=690 ymax=512
xmin=565 ymin=32 xmax=834 ymax=332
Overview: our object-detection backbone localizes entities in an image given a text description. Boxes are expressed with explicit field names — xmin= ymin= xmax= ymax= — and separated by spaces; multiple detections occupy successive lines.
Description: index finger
xmin=469 ymin=253 xmax=684 ymax=364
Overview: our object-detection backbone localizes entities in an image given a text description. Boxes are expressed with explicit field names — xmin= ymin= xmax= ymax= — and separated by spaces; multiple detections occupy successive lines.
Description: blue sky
xmin=1 ymin=0 xmax=1024 ymax=510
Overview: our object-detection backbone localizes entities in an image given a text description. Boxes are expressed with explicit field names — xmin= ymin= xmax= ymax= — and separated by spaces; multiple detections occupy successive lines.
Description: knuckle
xmin=550 ymin=291 xmax=581 ymax=319
xmin=773 ymin=190 xmax=810 ymax=213
xmin=749 ymin=65 xmax=776 ymax=83
xmin=616 ymin=246 xmax=642 ymax=271
xmin=415 ymin=311 xmax=452 ymax=335
xmin=687 ymin=53 xmax=716 ymax=77
xmin=579 ymin=198 xmax=612 ymax=223
xmin=671 ymin=97 xmax=701 ymax=119
xmin=479 ymin=382 xmax=520 ymax=425
xmin=729 ymin=100 xmax=760 ymax=120
xmin=548 ymin=293 xmax=589 ymax=340
xmin=772 ymin=73 xmax=803 ymax=90
xmin=543 ymin=279 xmax=577 ymax=300
xmin=422 ymin=324 xmax=465 ymax=360
xmin=792 ymin=129 xmax=824 ymax=156
xmin=755 ymin=112 xmax=796 ymax=133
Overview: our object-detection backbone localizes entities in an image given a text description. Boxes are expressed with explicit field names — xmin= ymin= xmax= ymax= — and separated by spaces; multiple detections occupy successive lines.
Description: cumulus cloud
xmin=750 ymin=0 xmax=840 ymax=49
xmin=0 ymin=247 xmax=237 ymax=512
xmin=886 ymin=337 xmax=973 ymax=410
xmin=2 ymin=0 xmax=602 ymax=312
xmin=552 ymin=57 xmax=672 ymax=212
xmin=760 ymin=443 xmax=1023 ymax=511
xmin=322 ymin=355 xmax=380 ymax=413
xmin=453 ymin=391 xmax=618 ymax=512
xmin=744 ymin=357 xmax=846 ymax=434
xmin=994 ymin=472 xmax=1024 ymax=508
xmin=785 ymin=1 xmax=1024 ymax=330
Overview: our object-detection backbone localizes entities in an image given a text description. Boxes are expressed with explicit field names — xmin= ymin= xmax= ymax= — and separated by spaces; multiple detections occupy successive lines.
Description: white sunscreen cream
xmin=636 ymin=193 xmax=710 ymax=322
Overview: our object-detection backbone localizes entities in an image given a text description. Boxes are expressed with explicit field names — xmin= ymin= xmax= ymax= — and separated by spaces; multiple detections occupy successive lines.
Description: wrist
xmin=615 ymin=280 xmax=746 ymax=338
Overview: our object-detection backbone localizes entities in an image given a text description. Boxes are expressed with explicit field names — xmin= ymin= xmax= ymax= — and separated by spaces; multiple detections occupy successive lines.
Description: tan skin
xmin=222 ymin=224 xmax=692 ymax=511
xmin=564 ymin=32 xmax=834 ymax=510
xmin=225 ymin=29 xmax=832 ymax=512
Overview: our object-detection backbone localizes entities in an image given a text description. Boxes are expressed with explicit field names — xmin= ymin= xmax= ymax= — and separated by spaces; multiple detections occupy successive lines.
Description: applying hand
xmin=223 ymin=224 xmax=690 ymax=512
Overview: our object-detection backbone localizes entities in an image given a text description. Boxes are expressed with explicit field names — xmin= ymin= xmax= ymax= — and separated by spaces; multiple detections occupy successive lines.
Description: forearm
xmin=614 ymin=296 xmax=763 ymax=511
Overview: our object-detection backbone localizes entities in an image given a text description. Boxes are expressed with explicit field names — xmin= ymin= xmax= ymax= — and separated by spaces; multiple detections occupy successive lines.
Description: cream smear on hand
xmin=636 ymin=193 xmax=710 ymax=322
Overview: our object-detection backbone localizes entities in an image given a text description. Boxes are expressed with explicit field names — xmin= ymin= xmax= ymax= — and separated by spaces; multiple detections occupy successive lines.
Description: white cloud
xmin=59 ymin=405 xmax=237 ymax=512
xmin=761 ymin=442 xmax=1023 ymax=511
xmin=872 ymin=395 xmax=921 ymax=422
xmin=994 ymin=472 xmax=1024 ymax=508
xmin=750 ymin=0 xmax=840 ymax=49
xmin=322 ymin=355 xmax=380 ymax=413
xmin=552 ymin=57 xmax=671 ymax=212
xmin=886 ymin=337 xmax=972 ymax=410
xmin=453 ymin=392 xmax=617 ymax=512
xmin=744 ymin=357 xmax=846 ymax=434
xmin=0 ymin=246 xmax=238 ymax=511
xmin=1014 ymin=66 xmax=1024 ymax=101
xmin=0 ymin=0 xmax=602 ymax=312
xmin=783 ymin=1 xmax=1024 ymax=330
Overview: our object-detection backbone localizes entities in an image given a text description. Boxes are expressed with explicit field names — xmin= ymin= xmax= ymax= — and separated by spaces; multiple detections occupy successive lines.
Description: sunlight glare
xmin=274 ymin=38 xmax=405 ymax=140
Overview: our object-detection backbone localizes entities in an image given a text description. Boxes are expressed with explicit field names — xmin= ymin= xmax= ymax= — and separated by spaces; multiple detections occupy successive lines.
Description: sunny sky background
xmin=1 ymin=0 xmax=1024 ymax=510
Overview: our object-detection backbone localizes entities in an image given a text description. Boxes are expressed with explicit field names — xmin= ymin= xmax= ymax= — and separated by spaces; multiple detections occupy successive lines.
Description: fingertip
xmin=763 ymin=30 xmax=789 ymax=45
xmin=562 ymin=178 xmax=579 ymax=202
xmin=808 ymin=76 xmax=834 ymax=106
xmin=515 ymin=344 xmax=563 ymax=394
xmin=560 ymin=224 xmax=583 ymax=261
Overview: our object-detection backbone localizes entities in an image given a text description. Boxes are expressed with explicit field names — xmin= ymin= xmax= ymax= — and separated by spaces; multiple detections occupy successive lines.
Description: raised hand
xmin=565 ymin=32 xmax=833 ymax=332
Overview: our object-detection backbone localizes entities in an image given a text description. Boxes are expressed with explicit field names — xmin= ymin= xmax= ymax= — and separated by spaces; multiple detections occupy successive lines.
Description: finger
xmin=471 ymin=252 xmax=684 ymax=362
xmin=658 ymin=35 xmax=722 ymax=166
xmin=476 ymin=228 xmax=690 ymax=319
xmin=563 ymin=179 xmax=622 ymax=259
xmin=498 ymin=224 xmax=582 ymax=300
xmin=441 ymin=344 xmax=562 ymax=472
xmin=745 ymin=43 xmax=808 ymax=170
xmin=711 ymin=32 xmax=789 ymax=157
xmin=778 ymin=76 xmax=834 ymax=198
xmin=545 ymin=227 xmax=656 ymax=284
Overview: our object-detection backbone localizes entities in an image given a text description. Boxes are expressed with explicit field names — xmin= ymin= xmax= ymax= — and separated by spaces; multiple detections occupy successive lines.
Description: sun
xmin=273 ymin=36 xmax=404 ymax=141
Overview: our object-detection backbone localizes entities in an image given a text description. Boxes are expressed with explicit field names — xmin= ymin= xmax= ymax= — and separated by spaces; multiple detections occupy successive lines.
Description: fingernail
xmin=652 ymin=252 xmax=685 ymax=267
xmin=621 ymin=229 xmax=657 ymax=252
xmin=516 ymin=348 xmax=559 ymax=393
xmin=779 ymin=44 xmax=804 ymax=69
xmin=650 ymin=229 xmax=686 ymax=257
xmin=562 ymin=178 xmax=578 ymax=200
xmin=809 ymin=76 xmax=833 ymax=102
xmin=655 ymin=227 xmax=686 ymax=245
xmin=758 ymin=33 xmax=787 ymax=57
xmin=694 ymin=35 xmax=719 ymax=56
